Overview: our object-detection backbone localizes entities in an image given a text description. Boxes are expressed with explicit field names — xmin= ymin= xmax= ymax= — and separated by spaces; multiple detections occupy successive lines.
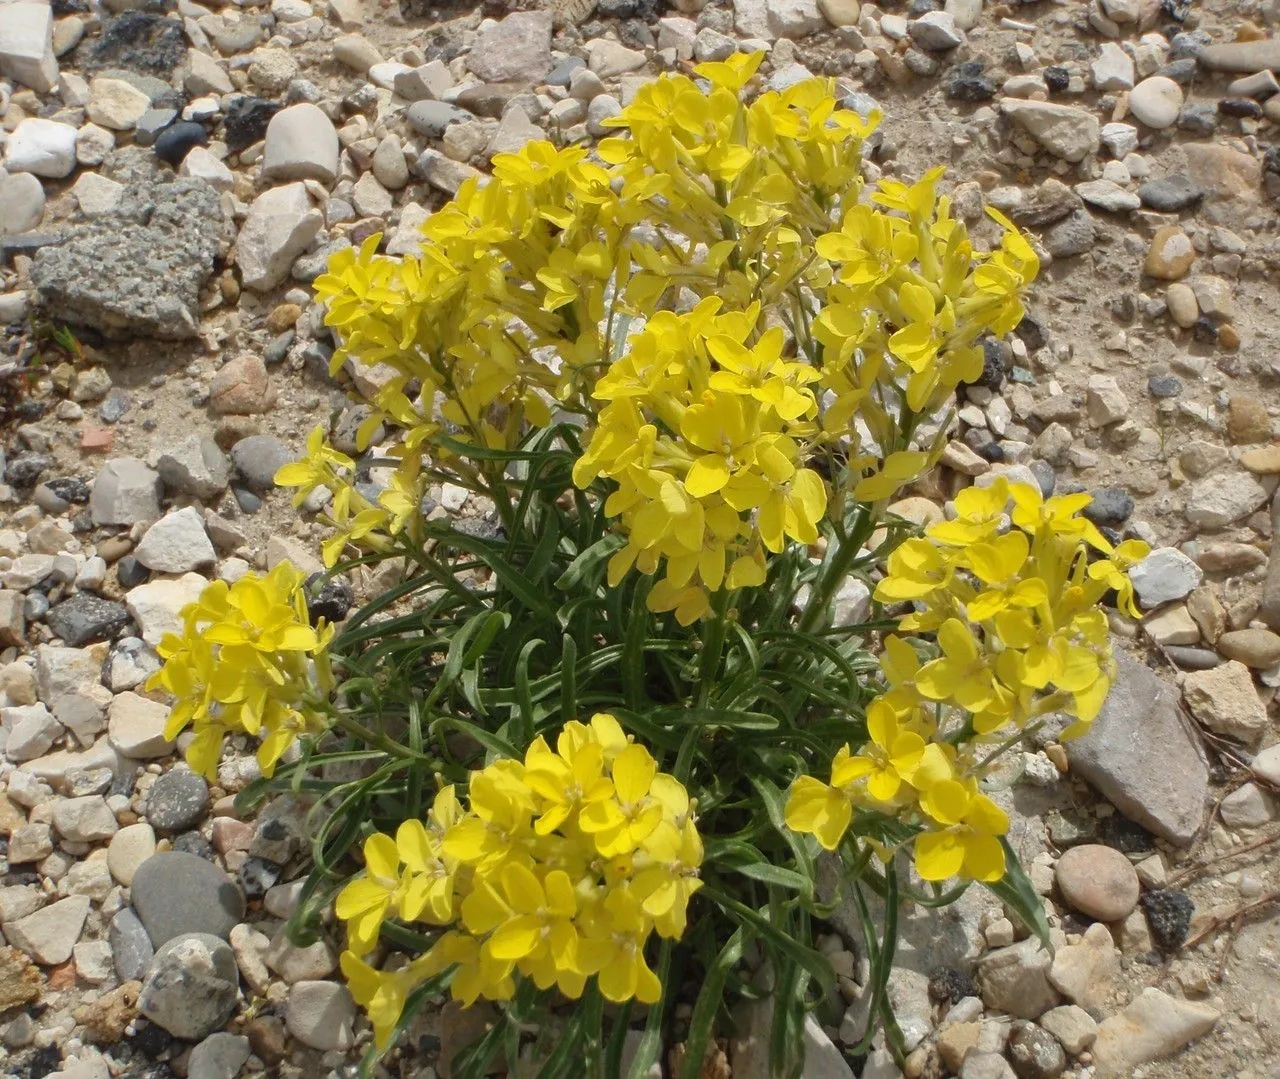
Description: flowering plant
xmin=149 ymin=52 xmax=1145 ymax=1078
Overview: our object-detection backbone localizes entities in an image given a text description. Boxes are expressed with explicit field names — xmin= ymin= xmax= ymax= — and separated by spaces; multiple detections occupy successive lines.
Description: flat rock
xmin=107 ymin=690 xmax=174 ymax=759
xmin=31 ymin=179 xmax=224 ymax=339
xmin=1185 ymin=472 xmax=1268 ymax=529
xmin=1067 ymin=650 xmax=1207 ymax=846
xmin=1001 ymin=100 xmax=1100 ymax=162
xmin=1129 ymin=547 xmax=1202 ymax=607
xmin=130 ymin=851 xmax=245 ymax=946
xmin=145 ymin=769 xmax=210 ymax=833
xmin=53 ymin=794 xmax=119 ymax=841
xmin=1182 ymin=143 xmax=1262 ymax=204
xmin=3 ymin=895 xmax=91 ymax=964
xmin=109 ymin=906 xmax=153 ymax=981
xmin=1092 ymin=988 xmax=1218 ymax=1079
xmin=467 ymin=11 xmax=552 ymax=84
xmin=235 ymin=183 xmax=322 ymax=292
xmin=134 ymin=507 xmax=216 ymax=573
xmin=977 ymin=938 xmax=1061 ymax=1020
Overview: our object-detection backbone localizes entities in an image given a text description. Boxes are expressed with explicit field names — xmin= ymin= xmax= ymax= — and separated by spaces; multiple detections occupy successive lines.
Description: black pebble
xmin=946 ymin=60 xmax=998 ymax=103
xmin=222 ymin=96 xmax=280 ymax=154
xmin=153 ymin=121 xmax=207 ymax=166
xmin=928 ymin=967 xmax=977 ymax=1003
xmin=1219 ymin=97 xmax=1263 ymax=120
xmin=232 ymin=486 xmax=262 ymax=514
xmin=45 ymin=476 xmax=90 ymax=503
xmin=116 ymin=555 xmax=150 ymax=589
xmin=1147 ymin=374 xmax=1182 ymax=398
xmin=1192 ymin=317 xmax=1219 ymax=345
xmin=1142 ymin=889 xmax=1194 ymax=952
xmin=1097 ymin=814 xmax=1153 ymax=854
xmin=306 ymin=573 xmax=354 ymax=625
xmin=1044 ymin=66 xmax=1070 ymax=93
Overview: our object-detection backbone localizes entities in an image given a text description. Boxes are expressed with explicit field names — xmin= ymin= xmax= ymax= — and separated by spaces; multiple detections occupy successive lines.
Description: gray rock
xmin=134 ymin=507 xmax=216 ymax=573
xmin=90 ymin=457 xmax=162 ymax=526
xmin=1008 ymin=1021 xmax=1067 ymax=1079
xmin=977 ymin=938 xmax=1061 ymax=1020
xmin=3 ymin=702 xmax=64 ymax=761
xmin=30 ymin=179 xmax=224 ymax=339
xmin=188 ymin=1032 xmax=251 ymax=1079
xmin=3 ymin=895 xmax=91 ymax=964
xmin=230 ymin=435 xmax=292 ymax=491
xmin=145 ymin=769 xmax=210 ymax=833
xmin=1001 ymin=100 xmax=1100 ymax=162
xmin=139 ymin=932 xmax=240 ymax=1040
xmin=1044 ymin=210 xmax=1096 ymax=258
xmin=467 ymin=11 xmax=553 ymax=84
xmin=285 ymin=980 xmax=356 ymax=1051
xmin=156 ymin=436 xmax=230 ymax=500
xmin=1067 ymin=650 xmax=1208 ymax=845
xmin=53 ymin=795 xmax=120 ymax=841
xmin=406 ymin=100 xmax=473 ymax=138
xmin=130 ymin=851 xmax=246 ymax=946
xmin=110 ymin=906 xmax=155 ymax=981
xmin=236 ymin=182 xmax=322 ymax=293
xmin=1185 ymin=473 xmax=1269 ymax=530
xmin=908 ymin=11 xmax=962 ymax=50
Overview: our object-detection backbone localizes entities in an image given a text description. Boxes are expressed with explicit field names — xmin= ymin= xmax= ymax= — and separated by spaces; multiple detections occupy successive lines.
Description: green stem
xmin=696 ymin=589 xmax=733 ymax=709
xmin=332 ymin=712 xmax=432 ymax=763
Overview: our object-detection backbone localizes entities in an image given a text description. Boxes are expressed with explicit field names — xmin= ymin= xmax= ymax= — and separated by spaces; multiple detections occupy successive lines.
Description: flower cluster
xmin=289 ymin=51 xmax=1038 ymax=614
xmin=146 ymin=563 xmax=334 ymax=779
xmin=335 ymin=715 xmax=701 ymax=1045
xmin=785 ymin=479 xmax=1148 ymax=879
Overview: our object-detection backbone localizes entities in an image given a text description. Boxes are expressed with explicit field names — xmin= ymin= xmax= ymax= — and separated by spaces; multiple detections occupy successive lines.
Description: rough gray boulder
xmin=30 ymin=178 xmax=224 ymax=339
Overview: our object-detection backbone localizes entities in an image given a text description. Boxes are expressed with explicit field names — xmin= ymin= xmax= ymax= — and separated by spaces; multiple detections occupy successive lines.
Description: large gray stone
xmin=30 ymin=179 xmax=224 ymax=339
xmin=1000 ymin=100 xmax=1100 ymax=163
xmin=130 ymin=851 xmax=245 ymax=946
xmin=188 ymin=1032 xmax=251 ymax=1079
xmin=139 ymin=932 xmax=240 ymax=1040
xmin=466 ymin=11 xmax=552 ymax=84
xmin=1067 ymin=650 xmax=1208 ymax=845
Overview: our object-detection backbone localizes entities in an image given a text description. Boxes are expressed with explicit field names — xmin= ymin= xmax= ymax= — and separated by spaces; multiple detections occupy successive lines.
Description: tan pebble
xmin=265 ymin=302 xmax=302 ymax=333
xmin=1144 ymin=225 xmax=1195 ymax=280
xmin=1239 ymin=445 xmax=1280 ymax=474
xmin=1055 ymin=844 xmax=1140 ymax=922
xmin=1217 ymin=323 xmax=1240 ymax=350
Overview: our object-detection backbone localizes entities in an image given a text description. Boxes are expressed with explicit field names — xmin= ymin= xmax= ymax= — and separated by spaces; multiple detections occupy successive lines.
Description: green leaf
xmin=680 ymin=926 xmax=745 ymax=1079
xmin=984 ymin=838 xmax=1052 ymax=950
xmin=625 ymin=940 xmax=672 ymax=1079
xmin=555 ymin=532 xmax=624 ymax=592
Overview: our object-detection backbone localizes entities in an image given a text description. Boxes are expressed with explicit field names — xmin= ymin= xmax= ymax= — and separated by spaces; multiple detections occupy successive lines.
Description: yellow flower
xmin=914 ymin=780 xmax=1009 ymax=882
xmin=578 ymin=743 xmax=666 ymax=857
xmin=335 ymin=832 xmax=408 ymax=955
xmin=341 ymin=950 xmax=435 ymax=1048
xmin=783 ymin=773 xmax=852 ymax=852
xmin=914 ymin=618 xmax=1007 ymax=715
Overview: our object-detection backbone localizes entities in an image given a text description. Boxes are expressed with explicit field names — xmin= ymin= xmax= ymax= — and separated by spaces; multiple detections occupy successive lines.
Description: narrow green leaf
xmin=680 ymin=926 xmax=745 ymax=1079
